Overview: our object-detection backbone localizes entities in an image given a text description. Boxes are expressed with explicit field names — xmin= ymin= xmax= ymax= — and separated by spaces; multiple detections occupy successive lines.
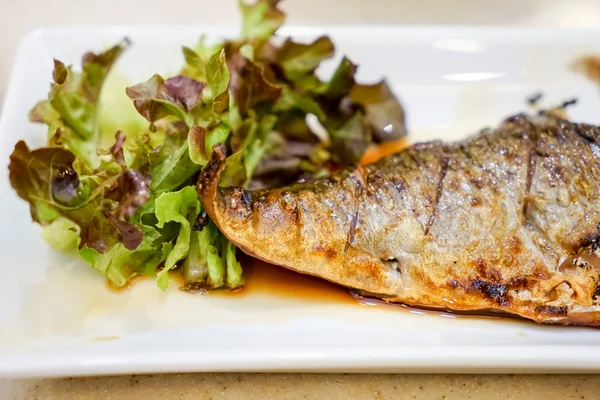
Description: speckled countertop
xmin=3 ymin=373 xmax=600 ymax=399
xmin=2 ymin=0 xmax=600 ymax=398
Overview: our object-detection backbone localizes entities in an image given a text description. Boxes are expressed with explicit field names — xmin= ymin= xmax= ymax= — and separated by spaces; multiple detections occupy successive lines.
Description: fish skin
xmin=198 ymin=114 xmax=600 ymax=326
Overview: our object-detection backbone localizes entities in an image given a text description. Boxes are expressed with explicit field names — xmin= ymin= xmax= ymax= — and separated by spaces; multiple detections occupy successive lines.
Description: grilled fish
xmin=198 ymin=115 xmax=600 ymax=326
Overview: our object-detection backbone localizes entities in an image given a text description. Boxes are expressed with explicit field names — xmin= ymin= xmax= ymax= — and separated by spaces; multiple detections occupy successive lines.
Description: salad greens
xmin=8 ymin=0 xmax=406 ymax=292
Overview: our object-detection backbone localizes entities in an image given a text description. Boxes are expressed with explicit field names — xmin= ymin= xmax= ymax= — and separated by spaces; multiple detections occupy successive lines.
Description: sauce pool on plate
xmin=219 ymin=256 xmax=354 ymax=304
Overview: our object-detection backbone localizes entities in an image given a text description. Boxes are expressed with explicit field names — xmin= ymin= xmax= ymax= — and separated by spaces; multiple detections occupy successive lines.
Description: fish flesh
xmin=198 ymin=114 xmax=600 ymax=326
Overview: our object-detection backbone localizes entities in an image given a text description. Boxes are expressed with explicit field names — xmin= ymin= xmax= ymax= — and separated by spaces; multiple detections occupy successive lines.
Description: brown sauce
xmin=222 ymin=258 xmax=521 ymax=323
xmin=105 ymin=274 xmax=142 ymax=293
xmin=352 ymin=294 xmax=510 ymax=320
xmin=214 ymin=256 xmax=354 ymax=304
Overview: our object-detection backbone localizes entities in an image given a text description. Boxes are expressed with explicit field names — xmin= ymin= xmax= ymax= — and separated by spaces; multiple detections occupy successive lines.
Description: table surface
xmin=2 ymin=0 xmax=600 ymax=398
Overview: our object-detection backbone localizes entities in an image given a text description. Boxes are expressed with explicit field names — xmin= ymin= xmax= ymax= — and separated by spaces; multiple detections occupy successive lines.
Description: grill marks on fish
xmin=345 ymin=166 xmax=367 ymax=251
xmin=199 ymin=115 xmax=600 ymax=326
xmin=425 ymin=154 xmax=449 ymax=235
xmin=535 ymin=305 xmax=568 ymax=317
xmin=523 ymin=146 xmax=537 ymax=223
xmin=471 ymin=280 xmax=509 ymax=306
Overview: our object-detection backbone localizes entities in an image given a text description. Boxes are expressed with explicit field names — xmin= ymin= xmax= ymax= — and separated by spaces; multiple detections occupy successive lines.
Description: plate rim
xmin=3 ymin=25 xmax=600 ymax=377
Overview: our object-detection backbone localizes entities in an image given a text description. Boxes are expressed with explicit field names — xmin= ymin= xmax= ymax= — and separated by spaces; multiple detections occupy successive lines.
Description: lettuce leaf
xmin=183 ymin=219 xmax=235 ymax=289
xmin=326 ymin=111 xmax=370 ymax=164
xmin=154 ymin=186 xmax=198 ymax=290
xmin=188 ymin=123 xmax=230 ymax=166
xmin=10 ymin=141 xmax=124 ymax=252
xmin=42 ymin=217 xmax=80 ymax=251
xmin=80 ymin=239 xmax=168 ymax=288
xmin=97 ymin=73 xmax=148 ymax=142
xmin=8 ymin=135 xmax=149 ymax=253
xmin=239 ymin=0 xmax=284 ymax=42
xmin=224 ymin=240 xmax=244 ymax=288
xmin=272 ymin=36 xmax=335 ymax=81
xmin=182 ymin=218 xmax=217 ymax=284
xmin=125 ymin=74 xmax=205 ymax=127
xmin=350 ymin=80 xmax=407 ymax=142
xmin=205 ymin=50 xmax=230 ymax=113
xmin=149 ymin=122 xmax=201 ymax=193
xmin=31 ymin=39 xmax=130 ymax=169
xmin=153 ymin=186 xmax=238 ymax=290
xmin=227 ymin=52 xmax=282 ymax=116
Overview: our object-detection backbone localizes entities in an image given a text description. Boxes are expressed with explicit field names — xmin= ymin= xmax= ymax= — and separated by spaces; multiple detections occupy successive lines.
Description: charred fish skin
xmin=199 ymin=115 xmax=600 ymax=326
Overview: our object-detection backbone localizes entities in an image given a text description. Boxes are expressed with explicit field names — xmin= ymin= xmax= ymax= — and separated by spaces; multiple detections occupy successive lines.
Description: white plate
xmin=2 ymin=26 xmax=600 ymax=378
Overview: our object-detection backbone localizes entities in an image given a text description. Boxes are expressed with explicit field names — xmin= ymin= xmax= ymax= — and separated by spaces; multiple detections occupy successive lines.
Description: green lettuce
xmin=9 ymin=0 xmax=406 ymax=293
xmin=152 ymin=186 xmax=242 ymax=290
xmin=80 ymin=239 xmax=168 ymax=288
xmin=8 ymin=140 xmax=146 ymax=253
xmin=149 ymin=122 xmax=201 ymax=194
xmin=30 ymin=39 xmax=130 ymax=169
xmin=8 ymin=42 xmax=157 ymax=286
xmin=154 ymin=186 xmax=198 ymax=290
xmin=42 ymin=217 xmax=80 ymax=251
xmin=178 ymin=0 xmax=406 ymax=186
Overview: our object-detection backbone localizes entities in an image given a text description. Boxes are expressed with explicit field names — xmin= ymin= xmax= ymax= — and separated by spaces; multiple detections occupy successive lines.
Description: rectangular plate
xmin=2 ymin=26 xmax=600 ymax=377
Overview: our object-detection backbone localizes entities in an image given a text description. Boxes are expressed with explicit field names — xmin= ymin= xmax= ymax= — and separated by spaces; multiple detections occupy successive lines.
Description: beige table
xmin=2 ymin=0 xmax=600 ymax=398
